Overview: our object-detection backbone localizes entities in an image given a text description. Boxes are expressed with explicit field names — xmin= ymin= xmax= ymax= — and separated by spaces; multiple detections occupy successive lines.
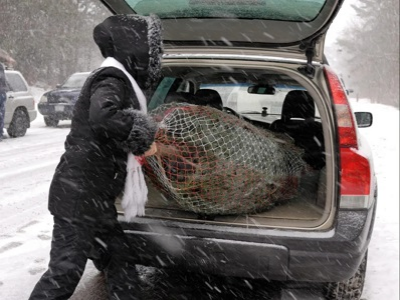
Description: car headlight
xmin=39 ymin=95 xmax=48 ymax=103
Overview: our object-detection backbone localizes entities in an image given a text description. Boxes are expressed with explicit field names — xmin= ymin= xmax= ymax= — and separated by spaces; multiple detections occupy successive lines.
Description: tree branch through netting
xmin=144 ymin=103 xmax=308 ymax=215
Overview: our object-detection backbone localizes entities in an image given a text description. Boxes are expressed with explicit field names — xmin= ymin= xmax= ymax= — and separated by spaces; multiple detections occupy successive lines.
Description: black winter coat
xmin=48 ymin=67 xmax=157 ymax=221
xmin=0 ymin=63 xmax=6 ymax=91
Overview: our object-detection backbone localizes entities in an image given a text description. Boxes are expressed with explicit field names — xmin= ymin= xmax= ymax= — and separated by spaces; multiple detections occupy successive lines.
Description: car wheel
xmin=44 ymin=116 xmax=59 ymax=127
xmin=323 ymin=251 xmax=368 ymax=300
xmin=7 ymin=108 xmax=29 ymax=137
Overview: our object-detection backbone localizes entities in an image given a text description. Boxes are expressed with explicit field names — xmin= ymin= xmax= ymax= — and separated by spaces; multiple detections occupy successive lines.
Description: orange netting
xmin=144 ymin=103 xmax=307 ymax=215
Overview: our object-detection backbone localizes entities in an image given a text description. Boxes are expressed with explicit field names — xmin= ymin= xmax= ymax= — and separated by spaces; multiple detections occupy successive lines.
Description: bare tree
xmin=336 ymin=0 xmax=399 ymax=107
xmin=0 ymin=0 xmax=110 ymax=87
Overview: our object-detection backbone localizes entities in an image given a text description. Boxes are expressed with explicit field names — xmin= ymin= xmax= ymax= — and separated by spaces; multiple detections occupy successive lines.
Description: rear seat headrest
xmin=281 ymin=90 xmax=315 ymax=121
xmin=194 ymin=89 xmax=223 ymax=110
xmin=165 ymin=91 xmax=195 ymax=104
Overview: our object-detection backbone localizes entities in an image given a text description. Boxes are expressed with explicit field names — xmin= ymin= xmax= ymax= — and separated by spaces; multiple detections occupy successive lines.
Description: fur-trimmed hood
xmin=93 ymin=14 xmax=163 ymax=89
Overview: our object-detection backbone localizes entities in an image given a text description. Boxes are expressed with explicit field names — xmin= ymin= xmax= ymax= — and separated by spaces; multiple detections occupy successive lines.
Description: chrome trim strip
xmin=340 ymin=195 xmax=372 ymax=209
xmin=163 ymin=53 xmax=319 ymax=65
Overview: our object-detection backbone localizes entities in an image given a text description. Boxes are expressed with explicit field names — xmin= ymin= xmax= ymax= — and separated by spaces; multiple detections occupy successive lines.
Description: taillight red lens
xmin=324 ymin=66 xmax=372 ymax=207
xmin=324 ymin=66 xmax=358 ymax=148
xmin=340 ymin=148 xmax=371 ymax=195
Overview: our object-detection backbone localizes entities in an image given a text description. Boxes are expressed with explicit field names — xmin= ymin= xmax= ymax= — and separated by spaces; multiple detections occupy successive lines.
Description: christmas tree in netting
xmin=144 ymin=103 xmax=307 ymax=215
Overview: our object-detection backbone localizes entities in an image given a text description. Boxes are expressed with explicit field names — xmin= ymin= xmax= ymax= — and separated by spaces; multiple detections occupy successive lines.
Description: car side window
xmin=5 ymin=81 xmax=12 ymax=92
xmin=6 ymin=73 xmax=28 ymax=92
xmin=148 ymin=77 xmax=177 ymax=111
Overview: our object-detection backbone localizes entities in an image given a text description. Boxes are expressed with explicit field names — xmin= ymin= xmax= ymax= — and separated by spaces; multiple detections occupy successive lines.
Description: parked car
xmin=207 ymin=82 xmax=307 ymax=124
xmin=101 ymin=1 xmax=377 ymax=299
xmin=4 ymin=69 xmax=37 ymax=137
xmin=38 ymin=71 xmax=90 ymax=126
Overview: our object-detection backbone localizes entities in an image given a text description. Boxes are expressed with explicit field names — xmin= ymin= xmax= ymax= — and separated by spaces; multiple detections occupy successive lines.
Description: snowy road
xmin=0 ymin=91 xmax=398 ymax=299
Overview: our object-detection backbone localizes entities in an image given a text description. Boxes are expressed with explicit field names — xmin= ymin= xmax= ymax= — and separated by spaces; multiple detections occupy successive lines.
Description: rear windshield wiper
xmin=239 ymin=110 xmax=262 ymax=114
xmin=240 ymin=111 xmax=281 ymax=116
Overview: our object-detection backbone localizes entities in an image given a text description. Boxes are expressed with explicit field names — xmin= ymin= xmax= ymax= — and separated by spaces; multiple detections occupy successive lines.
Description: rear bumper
xmin=28 ymin=110 xmax=37 ymax=123
xmin=38 ymin=103 xmax=74 ymax=120
xmin=120 ymin=201 xmax=376 ymax=283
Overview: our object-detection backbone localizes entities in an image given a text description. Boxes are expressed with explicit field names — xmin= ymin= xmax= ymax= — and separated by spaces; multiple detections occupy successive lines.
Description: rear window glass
xmin=127 ymin=0 xmax=326 ymax=21
xmin=148 ymin=66 xmax=321 ymax=122
xmin=200 ymin=83 xmax=307 ymax=115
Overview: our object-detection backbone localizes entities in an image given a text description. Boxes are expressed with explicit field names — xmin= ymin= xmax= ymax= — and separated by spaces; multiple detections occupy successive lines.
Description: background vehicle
xmin=206 ymin=82 xmax=307 ymax=124
xmin=101 ymin=1 xmax=378 ymax=299
xmin=38 ymin=71 xmax=90 ymax=126
xmin=4 ymin=69 xmax=37 ymax=137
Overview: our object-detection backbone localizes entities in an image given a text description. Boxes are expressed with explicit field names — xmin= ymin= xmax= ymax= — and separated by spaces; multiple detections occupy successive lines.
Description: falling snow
xmin=0 ymin=84 xmax=398 ymax=300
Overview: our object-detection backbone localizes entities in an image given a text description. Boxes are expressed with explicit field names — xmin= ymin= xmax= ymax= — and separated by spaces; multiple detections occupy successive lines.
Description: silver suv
xmin=4 ymin=69 xmax=37 ymax=137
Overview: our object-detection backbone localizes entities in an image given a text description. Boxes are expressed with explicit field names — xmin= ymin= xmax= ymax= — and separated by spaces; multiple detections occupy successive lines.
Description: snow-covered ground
xmin=0 ymin=88 xmax=398 ymax=299
xmin=350 ymin=99 xmax=399 ymax=300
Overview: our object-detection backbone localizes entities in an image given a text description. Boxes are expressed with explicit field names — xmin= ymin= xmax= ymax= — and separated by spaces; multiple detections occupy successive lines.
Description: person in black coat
xmin=29 ymin=14 xmax=163 ymax=300
xmin=0 ymin=63 xmax=7 ymax=141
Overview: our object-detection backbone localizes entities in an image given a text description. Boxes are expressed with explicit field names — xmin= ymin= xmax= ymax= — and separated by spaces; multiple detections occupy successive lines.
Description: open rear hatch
xmin=101 ymin=0 xmax=344 ymax=229
xmin=101 ymin=0 xmax=344 ymax=73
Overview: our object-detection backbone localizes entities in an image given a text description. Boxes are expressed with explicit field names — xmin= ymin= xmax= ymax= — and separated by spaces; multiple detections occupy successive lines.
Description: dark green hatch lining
xmin=125 ymin=0 xmax=327 ymax=21
xmin=100 ymin=0 xmax=344 ymax=63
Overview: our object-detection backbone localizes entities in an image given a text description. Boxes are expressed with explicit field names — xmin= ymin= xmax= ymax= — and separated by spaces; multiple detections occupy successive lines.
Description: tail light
xmin=324 ymin=66 xmax=372 ymax=209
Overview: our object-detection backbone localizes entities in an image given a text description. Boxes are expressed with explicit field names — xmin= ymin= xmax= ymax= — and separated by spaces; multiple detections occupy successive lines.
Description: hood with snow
xmin=93 ymin=14 xmax=163 ymax=89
